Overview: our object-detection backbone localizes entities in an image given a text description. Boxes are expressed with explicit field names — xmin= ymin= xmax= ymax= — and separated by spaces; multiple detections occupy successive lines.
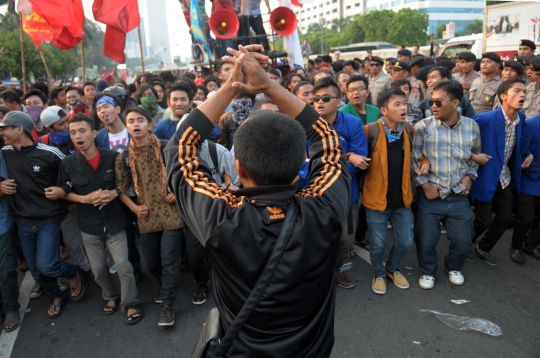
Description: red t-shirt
xmin=214 ymin=0 xmax=235 ymax=12
xmin=87 ymin=151 xmax=101 ymax=171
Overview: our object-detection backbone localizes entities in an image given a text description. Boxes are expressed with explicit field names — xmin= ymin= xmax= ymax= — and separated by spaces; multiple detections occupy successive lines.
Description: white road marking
xmin=0 ymin=272 xmax=34 ymax=358
xmin=353 ymin=245 xmax=371 ymax=265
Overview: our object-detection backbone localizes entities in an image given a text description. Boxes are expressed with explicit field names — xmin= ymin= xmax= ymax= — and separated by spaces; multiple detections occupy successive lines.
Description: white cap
xmin=335 ymin=51 xmax=341 ymax=54
xmin=40 ymin=106 xmax=67 ymax=128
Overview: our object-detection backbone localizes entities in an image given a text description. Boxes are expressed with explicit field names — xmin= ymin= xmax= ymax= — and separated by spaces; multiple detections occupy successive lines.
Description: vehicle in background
xmin=330 ymin=42 xmax=397 ymax=53
xmin=309 ymin=45 xmax=432 ymax=63
xmin=440 ymin=33 xmax=483 ymax=60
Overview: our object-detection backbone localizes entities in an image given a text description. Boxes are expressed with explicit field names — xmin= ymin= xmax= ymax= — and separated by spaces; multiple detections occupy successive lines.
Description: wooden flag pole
xmin=137 ymin=24 xmax=145 ymax=73
xmin=81 ymin=37 xmax=86 ymax=81
xmin=112 ymin=60 xmax=117 ymax=83
xmin=19 ymin=14 xmax=27 ymax=92
xmin=37 ymin=47 xmax=53 ymax=86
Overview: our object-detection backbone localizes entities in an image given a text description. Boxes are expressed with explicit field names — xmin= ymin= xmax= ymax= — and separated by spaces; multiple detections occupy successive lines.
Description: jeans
xmin=474 ymin=183 xmax=513 ymax=252
xmin=140 ymin=229 xmax=181 ymax=306
xmin=0 ymin=230 xmax=20 ymax=314
xmin=81 ymin=230 xmax=139 ymax=312
xmin=240 ymin=15 xmax=270 ymax=53
xmin=366 ymin=207 xmax=414 ymax=278
xmin=217 ymin=39 xmax=234 ymax=57
xmin=185 ymin=227 xmax=210 ymax=286
xmin=413 ymin=190 xmax=473 ymax=277
xmin=17 ymin=223 xmax=77 ymax=299
xmin=335 ymin=201 xmax=359 ymax=270
xmin=511 ymin=193 xmax=540 ymax=249
xmin=61 ymin=208 xmax=91 ymax=271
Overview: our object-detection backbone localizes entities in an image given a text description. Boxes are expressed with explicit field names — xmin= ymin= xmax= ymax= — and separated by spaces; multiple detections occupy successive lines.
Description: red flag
xmin=92 ymin=0 xmax=140 ymax=63
xmin=21 ymin=9 xmax=54 ymax=48
xmin=27 ymin=0 xmax=85 ymax=50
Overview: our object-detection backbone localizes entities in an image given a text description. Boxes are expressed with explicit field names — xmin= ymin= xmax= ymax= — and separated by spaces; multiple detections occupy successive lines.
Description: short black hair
xmin=49 ymin=86 xmax=65 ymax=101
xmin=497 ymin=78 xmax=527 ymax=102
xmin=126 ymin=106 xmax=153 ymax=123
xmin=313 ymin=77 xmax=340 ymax=97
xmin=196 ymin=85 xmax=209 ymax=97
xmin=159 ymin=71 xmax=176 ymax=84
xmin=312 ymin=70 xmax=334 ymax=84
xmin=216 ymin=61 xmax=230 ymax=74
xmin=253 ymin=98 xmax=276 ymax=111
xmin=428 ymin=66 xmax=451 ymax=80
xmin=0 ymin=106 xmax=10 ymax=117
xmin=235 ymin=91 xmax=256 ymax=103
xmin=266 ymin=66 xmax=282 ymax=78
xmin=70 ymin=113 xmax=95 ymax=130
xmin=346 ymin=74 xmax=368 ymax=89
xmin=432 ymin=80 xmax=464 ymax=102
xmin=203 ymin=75 xmax=221 ymax=88
xmin=23 ymin=89 xmax=48 ymax=105
xmin=64 ymin=86 xmax=84 ymax=97
xmin=377 ymin=87 xmax=406 ymax=108
xmin=307 ymin=59 xmax=314 ymax=66
xmin=344 ymin=60 xmax=360 ymax=71
xmin=0 ymin=90 xmax=21 ymax=105
xmin=127 ymin=83 xmax=137 ymax=95
xmin=391 ymin=79 xmax=412 ymax=92
xmin=178 ymin=77 xmax=198 ymax=95
xmin=136 ymin=85 xmax=158 ymax=103
xmin=336 ymin=71 xmax=350 ymax=81
xmin=83 ymin=81 xmax=96 ymax=90
xmin=30 ymin=81 xmax=49 ymax=96
xmin=331 ymin=60 xmax=345 ymax=73
xmin=292 ymin=81 xmax=312 ymax=95
xmin=167 ymin=82 xmax=194 ymax=101
xmin=283 ymin=72 xmax=306 ymax=89
xmin=234 ymin=111 xmax=306 ymax=186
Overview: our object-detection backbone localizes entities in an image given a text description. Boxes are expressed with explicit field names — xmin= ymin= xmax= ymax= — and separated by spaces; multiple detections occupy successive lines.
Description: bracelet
xmin=225 ymin=183 xmax=232 ymax=191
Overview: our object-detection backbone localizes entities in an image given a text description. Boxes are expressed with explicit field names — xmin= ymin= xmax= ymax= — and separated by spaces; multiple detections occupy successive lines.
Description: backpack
xmin=358 ymin=121 xmax=414 ymax=190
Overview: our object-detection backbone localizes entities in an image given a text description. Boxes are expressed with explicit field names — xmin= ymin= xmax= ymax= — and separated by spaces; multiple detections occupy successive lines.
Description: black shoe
xmin=134 ymin=270 xmax=142 ymax=284
xmin=192 ymin=284 xmax=209 ymax=305
xmin=154 ymin=288 xmax=163 ymax=304
xmin=509 ymin=247 xmax=525 ymax=264
xmin=523 ymin=245 xmax=540 ymax=260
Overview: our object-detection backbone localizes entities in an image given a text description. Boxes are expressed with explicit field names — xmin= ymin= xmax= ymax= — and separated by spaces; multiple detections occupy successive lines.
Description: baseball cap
xmin=0 ymin=111 xmax=35 ymax=136
xmin=40 ymin=106 xmax=67 ymax=128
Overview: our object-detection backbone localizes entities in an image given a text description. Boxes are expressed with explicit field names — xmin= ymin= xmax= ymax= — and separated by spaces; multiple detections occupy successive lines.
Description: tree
xmin=387 ymin=8 xmax=429 ymax=46
xmin=465 ymin=19 xmax=483 ymax=35
xmin=330 ymin=16 xmax=353 ymax=32
xmin=358 ymin=10 xmax=395 ymax=42
xmin=307 ymin=22 xmax=321 ymax=33
xmin=342 ymin=16 xmax=365 ymax=44
xmin=436 ymin=23 xmax=447 ymax=39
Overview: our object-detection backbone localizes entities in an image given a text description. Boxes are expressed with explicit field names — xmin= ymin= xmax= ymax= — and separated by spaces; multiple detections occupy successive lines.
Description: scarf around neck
xmin=381 ymin=117 xmax=404 ymax=143
xmin=128 ymin=134 xmax=167 ymax=196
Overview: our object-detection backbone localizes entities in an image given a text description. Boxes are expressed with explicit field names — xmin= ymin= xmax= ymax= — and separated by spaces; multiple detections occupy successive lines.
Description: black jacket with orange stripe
xmin=165 ymin=104 xmax=351 ymax=358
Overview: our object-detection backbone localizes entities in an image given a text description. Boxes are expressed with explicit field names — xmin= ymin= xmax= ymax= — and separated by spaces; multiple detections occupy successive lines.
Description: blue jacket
xmin=470 ymin=107 xmax=525 ymax=202
xmin=154 ymin=118 xmax=222 ymax=141
xmin=520 ymin=115 xmax=540 ymax=196
xmin=95 ymin=127 xmax=131 ymax=150
xmin=331 ymin=110 xmax=368 ymax=206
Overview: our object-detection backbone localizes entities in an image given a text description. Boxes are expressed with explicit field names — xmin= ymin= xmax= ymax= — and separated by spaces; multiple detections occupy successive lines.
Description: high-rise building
xmin=126 ymin=17 xmax=148 ymax=59
xmin=146 ymin=0 xmax=171 ymax=63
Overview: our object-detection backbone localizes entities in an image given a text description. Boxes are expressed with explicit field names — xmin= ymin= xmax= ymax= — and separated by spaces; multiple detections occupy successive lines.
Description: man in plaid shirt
xmin=412 ymin=81 xmax=481 ymax=290
xmin=469 ymin=79 xmax=528 ymax=265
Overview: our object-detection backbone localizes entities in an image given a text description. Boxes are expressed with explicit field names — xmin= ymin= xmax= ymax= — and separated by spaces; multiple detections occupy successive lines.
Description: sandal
xmin=354 ymin=239 xmax=370 ymax=251
xmin=125 ymin=305 xmax=143 ymax=326
xmin=70 ymin=267 xmax=86 ymax=301
xmin=4 ymin=312 xmax=20 ymax=333
xmin=347 ymin=249 xmax=355 ymax=258
xmin=102 ymin=300 xmax=118 ymax=316
xmin=47 ymin=297 xmax=68 ymax=319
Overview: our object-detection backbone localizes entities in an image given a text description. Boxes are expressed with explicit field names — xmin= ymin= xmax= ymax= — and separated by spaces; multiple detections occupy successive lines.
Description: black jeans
xmin=240 ymin=15 xmax=270 ymax=53
xmin=355 ymin=204 xmax=368 ymax=241
xmin=0 ymin=230 xmax=20 ymax=314
xmin=122 ymin=205 xmax=142 ymax=271
xmin=140 ymin=229 xmax=181 ymax=306
xmin=185 ymin=227 xmax=209 ymax=286
xmin=474 ymin=183 xmax=513 ymax=252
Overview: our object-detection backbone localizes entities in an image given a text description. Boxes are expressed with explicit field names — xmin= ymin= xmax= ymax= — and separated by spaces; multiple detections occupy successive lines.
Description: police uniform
xmin=523 ymin=57 xmax=540 ymax=119
xmin=468 ymin=53 xmax=503 ymax=114
xmin=367 ymin=56 xmax=391 ymax=106
xmin=493 ymin=60 xmax=525 ymax=110
xmin=453 ymin=52 xmax=481 ymax=96
xmin=408 ymin=76 xmax=424 ymax=107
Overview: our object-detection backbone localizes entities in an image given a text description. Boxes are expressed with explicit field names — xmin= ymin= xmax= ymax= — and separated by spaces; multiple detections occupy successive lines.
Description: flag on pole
xmin=279 ymin=0 xmax=304 ymax=69
xmin=190 ymin=0 xmax=213 ymax=62
xmin=21 ymin=9 xmax=53 ymax=48
xmin=92 ymin=0 xmax=140 ymax=63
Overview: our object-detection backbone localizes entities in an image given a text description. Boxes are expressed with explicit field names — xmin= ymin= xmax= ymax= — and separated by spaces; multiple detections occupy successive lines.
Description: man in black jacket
xmin=165 ymin=46 xmax=350 ymax=357
xmin=48 ymin=114 xmax=142 ymax=324
xmin=0 ymin=112 xmax=84 ymax=318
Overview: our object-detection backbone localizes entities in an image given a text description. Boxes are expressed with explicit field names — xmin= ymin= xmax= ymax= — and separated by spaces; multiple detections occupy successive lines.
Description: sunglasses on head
xmin=314 ymin=95 xmax=340 ymax=103
xmin=429 ymin=100 xmax=444 ymax=107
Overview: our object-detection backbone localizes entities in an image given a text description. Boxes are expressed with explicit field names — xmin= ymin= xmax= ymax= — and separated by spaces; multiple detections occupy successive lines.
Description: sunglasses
xmin=314 ymin=95 xmax=340 ymax=103
xmin=371 ymin=63 xmax=381 ymax=67
xmin=429 ymin=100 xmax=444 ymax=107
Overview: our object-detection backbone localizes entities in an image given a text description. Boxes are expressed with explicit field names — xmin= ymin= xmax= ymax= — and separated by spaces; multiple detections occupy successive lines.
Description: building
xmin=146 ymin=0 xmax=171 ymax=64
xmin=294 ymin=0 xmax=483 ymax=36
xmin=126 ymin=17 xmax=148 ymax=59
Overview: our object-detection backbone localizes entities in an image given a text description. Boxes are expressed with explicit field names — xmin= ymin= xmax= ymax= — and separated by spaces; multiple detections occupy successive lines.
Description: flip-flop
xmin=101 ymin=300 xmax=118 ymax=316
xmin=70 ymin=267 xmax=86 ymax=301
xmin=4 ymin=312 xmax=20 ymax=333
xmin=47 ymin=297 xmax=68 ymax=319
xmin=126 ymin=306 xmax=143 ymax=326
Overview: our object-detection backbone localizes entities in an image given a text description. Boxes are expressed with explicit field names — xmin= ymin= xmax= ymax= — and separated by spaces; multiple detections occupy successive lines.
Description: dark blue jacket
xmin=470 ymin=107 xmax=525 ymax=202
xmin=95 ymin=127 xmax=131 ymax=150
xmin=520 ymin=115 xmax=540 ymax=196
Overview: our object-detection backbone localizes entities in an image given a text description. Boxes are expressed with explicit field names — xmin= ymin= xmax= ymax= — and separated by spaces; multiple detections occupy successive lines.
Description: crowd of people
xmin=0 ymin=38 xmax=539 ymax=356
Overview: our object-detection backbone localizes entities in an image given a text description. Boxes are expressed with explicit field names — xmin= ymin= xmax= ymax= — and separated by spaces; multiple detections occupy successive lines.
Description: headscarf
xmin=128 ymin=134 xmax=167 ymax=196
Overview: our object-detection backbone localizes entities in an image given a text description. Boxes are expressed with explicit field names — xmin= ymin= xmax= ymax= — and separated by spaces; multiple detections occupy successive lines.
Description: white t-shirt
xmin=108 ymin=128 xmax=129 ymax=153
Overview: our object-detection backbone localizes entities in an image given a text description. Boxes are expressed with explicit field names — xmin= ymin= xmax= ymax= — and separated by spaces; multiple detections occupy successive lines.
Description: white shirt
xmin=108 ymin=128 xmax=129 ymax=153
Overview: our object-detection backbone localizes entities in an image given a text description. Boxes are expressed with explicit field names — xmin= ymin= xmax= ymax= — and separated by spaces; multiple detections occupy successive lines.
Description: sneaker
xmin=419 ymin=275 xmax=435 ymax=290
xmin=57 ymin=278 xmax=68 ymax=292
xmin=465 ymin=250 xmax=476 ymax=262
xmin=448 ymin=271 xmax=464 ymax=286
xmin=192 ymin=284 xmax=209 ymax=305
xmin=474 ymin=246 xmax=498 ymax=266
xmin=372 ymin=277 xmax=386 ymax=295
xmin=440 ymin=224 xmax=447 ymax=234
xmin=30 ymin=282 xmax=43 ymax=299
xmin=335 ymin=271 xmax=355 ymax=289
xmin=154 ymin=288 xmax=163 ymax=304
xmin=385 ymin=268 xmax=410 ymax=289
xmin=158 ymin=305 xmax=175 ymax=327
xmin=18 ymin=257 xmax=29 ymax=272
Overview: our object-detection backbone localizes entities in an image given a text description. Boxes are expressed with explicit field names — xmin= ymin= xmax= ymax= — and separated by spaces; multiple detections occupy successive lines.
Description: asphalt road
xmin=3 ymin=227 xmax=540 ymax=358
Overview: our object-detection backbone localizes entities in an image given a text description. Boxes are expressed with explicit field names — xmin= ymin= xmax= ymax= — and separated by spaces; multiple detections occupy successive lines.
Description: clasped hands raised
xmin=222 ymin=45 xmax=275 ymax=94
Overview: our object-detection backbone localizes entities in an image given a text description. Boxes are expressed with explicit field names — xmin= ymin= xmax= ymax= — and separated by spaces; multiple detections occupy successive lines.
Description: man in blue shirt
xmin=154 ymin=82 xmax=193 ymax=141
xmin=313 ymin=77 xmax=368 ymax=289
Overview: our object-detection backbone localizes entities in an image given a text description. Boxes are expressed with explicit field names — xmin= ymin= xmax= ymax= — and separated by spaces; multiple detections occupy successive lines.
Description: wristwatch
xmin=115 ymin=189 xmax=122 ymax=196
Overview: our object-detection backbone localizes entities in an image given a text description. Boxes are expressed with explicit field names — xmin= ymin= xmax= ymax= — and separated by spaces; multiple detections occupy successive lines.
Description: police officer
xmin=453 ymin=52 xmax=481 ymax=95
xmin=524 ymin=57 xmax=540 ymax=119
xmin=397 ymin=49 xmax=412 ymax=63
xmin=493 ymin=61 xmax=525 ymax=109
xmin=469 ymin=53 xmax=502 ymax=114
xmin=515 ymin=55 xmax=534 ymax=84
xmin=367 ymin=56 xmax=391 ymax=106
xmin=518 ymin=39 xmax=536 ymax=57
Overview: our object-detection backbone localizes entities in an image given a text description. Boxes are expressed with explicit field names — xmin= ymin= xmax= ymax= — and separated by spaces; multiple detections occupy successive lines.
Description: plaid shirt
xmin=500 ymin=109 xmax=520 ymax=188
xmin=412 ymin=114 xmax=481 ymax=199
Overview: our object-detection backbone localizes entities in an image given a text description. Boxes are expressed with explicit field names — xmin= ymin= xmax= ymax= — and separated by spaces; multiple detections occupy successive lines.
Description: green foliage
xmin=387 ymin=8 xmax=429 ymax=46
xmin=358 ymin=10 xmax=395 ymax=43
xmin=436 ymin=23 xmax=447 ymax=39
xmin=465 ymin=19 xmax=483 ymax=35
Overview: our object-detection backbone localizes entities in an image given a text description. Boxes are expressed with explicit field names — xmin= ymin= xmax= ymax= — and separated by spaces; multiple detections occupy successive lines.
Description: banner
xmin=279 ymin=0 xmax=303 ymax=69
xmin=190 ymin=0 xmax=213 ymax=62
xmin=93 ymin=0 xmax=140 ymax=63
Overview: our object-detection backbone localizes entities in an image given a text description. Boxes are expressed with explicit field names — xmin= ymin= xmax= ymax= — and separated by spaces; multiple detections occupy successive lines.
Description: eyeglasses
xmin=313 ymin=95 xmax=340 ymax=103
xmin=429 ymin=100 xmax=445 ymax=107
xmin=347 ymin=87 xmax=367 ymax=93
